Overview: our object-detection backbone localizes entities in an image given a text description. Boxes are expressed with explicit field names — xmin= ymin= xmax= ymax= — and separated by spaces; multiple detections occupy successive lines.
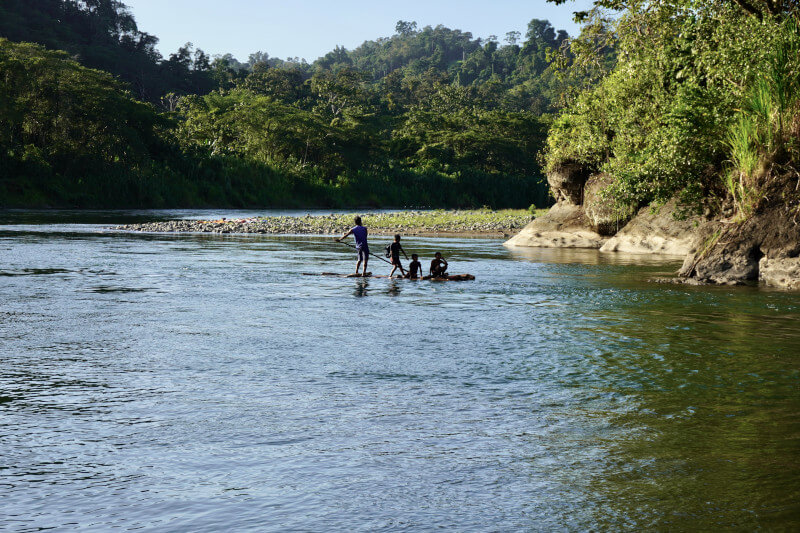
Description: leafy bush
xmin=724 ymin=17 xmax=800 ymax=218
xmin=544 ymin=2 xmax=800 ymax=214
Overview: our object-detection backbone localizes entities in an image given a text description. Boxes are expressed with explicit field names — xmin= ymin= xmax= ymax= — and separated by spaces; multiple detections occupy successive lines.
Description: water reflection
xmin=0 ymin=268 xmax=74 ymax=277
xmin=2 ymin=223 xmax=799 ymax=531
xmin=386 ymin=279 xmax=402 ymax=297
xmin=575 ymin=295 xmax=800 ymax=529
xmin=507 ymin=244 xmax=684 ymax=267
xmin=353 ymin=278 xmax=370 ymax=297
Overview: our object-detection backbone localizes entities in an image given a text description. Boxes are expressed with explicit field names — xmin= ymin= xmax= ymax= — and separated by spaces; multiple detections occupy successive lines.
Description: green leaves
xmin=545 ymin=0 xmax=800 ymax=212
xmin=2 ymin=6 xmax=582 ymax=209
xmin=0 ymin=38 xmax=164 ymax=164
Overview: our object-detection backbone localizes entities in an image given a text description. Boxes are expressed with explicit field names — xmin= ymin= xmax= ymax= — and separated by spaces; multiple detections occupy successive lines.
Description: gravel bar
xmin=113 ymin=210 xmax=536 ymax=237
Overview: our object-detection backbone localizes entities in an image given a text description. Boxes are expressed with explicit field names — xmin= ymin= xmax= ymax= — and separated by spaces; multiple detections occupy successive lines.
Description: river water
xmin=2 ymin=211 xmax=799 ymax=531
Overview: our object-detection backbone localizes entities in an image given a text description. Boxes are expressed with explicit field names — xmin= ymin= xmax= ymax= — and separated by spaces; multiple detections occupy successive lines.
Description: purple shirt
xmin=351 ymin=225 xmax=368 ymax=250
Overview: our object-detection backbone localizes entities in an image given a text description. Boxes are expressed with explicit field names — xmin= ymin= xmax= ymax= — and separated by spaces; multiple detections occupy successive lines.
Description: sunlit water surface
xmin=1 ymin=211 xmax=799 ymax=531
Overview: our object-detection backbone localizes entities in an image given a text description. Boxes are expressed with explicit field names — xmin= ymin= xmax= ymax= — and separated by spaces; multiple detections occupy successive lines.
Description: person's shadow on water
xmin=386 ymin=279 xmax=401 ymax=297
xmin=353 ymin=278 xmax=369 ymax=297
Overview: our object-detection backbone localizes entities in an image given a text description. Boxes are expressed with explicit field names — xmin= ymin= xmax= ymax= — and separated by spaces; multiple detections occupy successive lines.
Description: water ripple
xmin=1 ymin=223 xmax=798 ymax=531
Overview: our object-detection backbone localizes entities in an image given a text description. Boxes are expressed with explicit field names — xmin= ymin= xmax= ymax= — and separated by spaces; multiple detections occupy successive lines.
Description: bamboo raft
xmin=302 ymin=272 xmax=475 ymax=281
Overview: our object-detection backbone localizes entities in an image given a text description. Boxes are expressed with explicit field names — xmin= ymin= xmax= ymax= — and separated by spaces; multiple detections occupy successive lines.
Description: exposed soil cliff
xmin=679 ymin=207 xmax=800 ymax=287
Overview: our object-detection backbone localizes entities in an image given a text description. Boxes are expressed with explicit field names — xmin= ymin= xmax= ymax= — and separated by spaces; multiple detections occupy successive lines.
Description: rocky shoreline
xmin=113 ymin=210 xmax=535 ymax=237
xmin=505 ymin=163 xmax=800 ymax=290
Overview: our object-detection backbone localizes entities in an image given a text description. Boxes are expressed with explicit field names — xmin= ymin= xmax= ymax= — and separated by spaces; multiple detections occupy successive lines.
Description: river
xmin=1 ymin=211 xmax=798 ymax=531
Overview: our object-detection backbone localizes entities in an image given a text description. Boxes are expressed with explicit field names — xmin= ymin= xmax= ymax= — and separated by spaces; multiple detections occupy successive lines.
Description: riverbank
xmin=114 ymin=209 xmax=544 ymax=237
xmin=506 ymin=162 xmax=800 ymax=289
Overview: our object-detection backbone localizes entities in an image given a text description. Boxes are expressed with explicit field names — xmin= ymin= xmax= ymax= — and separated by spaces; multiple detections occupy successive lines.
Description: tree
xmin=395 ymin=20 xmax=418 ymax=36
xmin=0 ymin=38 xmax=172 ymax=205
xmin=239 ymin=67 xmax=308 ymax=103
xmin=316 ymin=45 xmax=352 ymax=71
xmin=505 ymin=31 xmax=521 ymax=46
xmin=544 ymin=0 xmax=800 ymax=211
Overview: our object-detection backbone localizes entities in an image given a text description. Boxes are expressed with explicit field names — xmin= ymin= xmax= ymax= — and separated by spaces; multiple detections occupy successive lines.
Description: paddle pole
xmin=336 ymin=239 xmax=393 ymax=265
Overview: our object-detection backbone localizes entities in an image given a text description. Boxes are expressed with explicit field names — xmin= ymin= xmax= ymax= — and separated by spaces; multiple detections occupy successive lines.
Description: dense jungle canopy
xmin=544 ymin=0 xmax=800 ymax=221
xmin=1 ymin=0 xmax=797 ymax=214
xmin=0 ymin=0 xmax=581 ymax=208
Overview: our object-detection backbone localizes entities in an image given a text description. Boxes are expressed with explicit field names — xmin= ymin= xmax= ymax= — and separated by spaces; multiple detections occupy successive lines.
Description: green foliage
xmin=727 ymin=115 xmax=760 ymax=180
xmin=545 ymin=1 xmax=800 ymax=214
xmin=0 ymin=38 xmax=168 ymax=203
xmin=0 ymin=0 xmax=219 ymax=102
xmin=303 ymin=209 xmax=534 ymax=232
xmin=340 ymin=18 xmax=579 ymax=114
xmin=723 ymin=17 xmax=800 ymax=218
xmin=0 ymin=39 xmax=549 ymax=209
xmin=1 ymin=1 xmax=584 ymax=209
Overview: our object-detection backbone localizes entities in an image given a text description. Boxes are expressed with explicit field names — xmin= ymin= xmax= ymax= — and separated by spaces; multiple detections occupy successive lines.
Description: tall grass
xmin=724 ymin=17 xmax=800 ymax=220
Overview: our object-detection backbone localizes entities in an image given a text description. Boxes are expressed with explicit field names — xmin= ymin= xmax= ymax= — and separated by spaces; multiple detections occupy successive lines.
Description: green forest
xmin=1 ymin=0 xmax=798 ymax=214
xmin=0 ymin=0 xmax=581 ymax=208
xmin=545 ymin=0 xmax=800 ymax=222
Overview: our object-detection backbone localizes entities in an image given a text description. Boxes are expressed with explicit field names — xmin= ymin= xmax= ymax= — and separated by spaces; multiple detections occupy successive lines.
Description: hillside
xmin=0 ymin=1 xmax=589 ymax=209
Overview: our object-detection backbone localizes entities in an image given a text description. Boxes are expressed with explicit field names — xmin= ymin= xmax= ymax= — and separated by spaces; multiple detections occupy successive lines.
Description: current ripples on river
xmin=1 ymin=224 xmax=799 ymax=531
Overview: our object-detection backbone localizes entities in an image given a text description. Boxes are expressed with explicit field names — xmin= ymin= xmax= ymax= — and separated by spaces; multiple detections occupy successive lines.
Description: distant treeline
xmin=0 ymin=0 xmax=591 ymax=209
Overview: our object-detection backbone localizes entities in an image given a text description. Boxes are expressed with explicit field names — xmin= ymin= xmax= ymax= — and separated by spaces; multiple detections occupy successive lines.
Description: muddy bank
xmin=113 ymin=210 xmax=535 ymax=237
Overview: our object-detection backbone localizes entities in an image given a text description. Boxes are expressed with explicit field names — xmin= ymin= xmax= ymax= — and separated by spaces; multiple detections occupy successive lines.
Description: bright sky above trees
xmin=122 ymin=0 xmax=594 ymax=62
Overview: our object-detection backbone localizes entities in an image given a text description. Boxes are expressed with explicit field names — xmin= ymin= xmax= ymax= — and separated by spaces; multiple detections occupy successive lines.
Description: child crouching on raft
xmin=429 ymin=252 xmax=448 ymax=278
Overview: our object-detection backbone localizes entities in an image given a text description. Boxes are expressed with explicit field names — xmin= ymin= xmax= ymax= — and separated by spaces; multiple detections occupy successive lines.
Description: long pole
xmin=336 ymin=239 xmax=393 ymax=265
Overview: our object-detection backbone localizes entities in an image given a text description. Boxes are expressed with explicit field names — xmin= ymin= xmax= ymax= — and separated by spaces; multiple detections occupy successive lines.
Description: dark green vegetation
xmin=0 ymin=0 xmax=583 ymax=208
xmin=545 ymin=0 xmax=800 ymax=220
xmin=0 ymin=0 xmax=217 ymax=101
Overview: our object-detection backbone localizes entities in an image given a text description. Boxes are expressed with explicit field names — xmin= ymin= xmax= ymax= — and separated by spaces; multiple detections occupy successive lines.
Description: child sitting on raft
xmin=428 ymin=252 xmax=448 ymax=278
xmin=406 ymin=254 xmax=423 ymax=279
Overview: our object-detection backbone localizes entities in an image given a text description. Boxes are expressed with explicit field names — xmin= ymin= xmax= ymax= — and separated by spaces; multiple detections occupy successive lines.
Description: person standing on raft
xmin=387 ymin=234 xmax=409 ymax=278
xmin=336 ymin=216 xmax=370 ymax=276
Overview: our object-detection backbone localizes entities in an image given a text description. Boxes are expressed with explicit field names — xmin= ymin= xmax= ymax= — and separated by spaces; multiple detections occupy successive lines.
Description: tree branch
xmin=730 ymin=0 xmax=765 ymax=19
xmin=765 ymin=0 xmax=782 ymax=15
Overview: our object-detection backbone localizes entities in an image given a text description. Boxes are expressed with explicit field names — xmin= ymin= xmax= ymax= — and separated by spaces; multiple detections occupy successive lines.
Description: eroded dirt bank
xmin=678 ymin=207 xmax=800 ymax=288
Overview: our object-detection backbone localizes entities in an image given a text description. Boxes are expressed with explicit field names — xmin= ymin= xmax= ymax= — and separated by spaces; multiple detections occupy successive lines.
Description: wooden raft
xmin=302 ymin=272 xmax=475 ymax=281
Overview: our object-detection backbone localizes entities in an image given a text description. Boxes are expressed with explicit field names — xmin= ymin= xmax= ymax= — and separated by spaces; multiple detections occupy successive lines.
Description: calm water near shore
xmin=1 ymin=211 xmax=799 ymax=531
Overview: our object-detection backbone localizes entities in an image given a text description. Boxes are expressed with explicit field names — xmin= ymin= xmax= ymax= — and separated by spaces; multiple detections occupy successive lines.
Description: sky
xmin=121 ymin=0 xmax=595 ymax=63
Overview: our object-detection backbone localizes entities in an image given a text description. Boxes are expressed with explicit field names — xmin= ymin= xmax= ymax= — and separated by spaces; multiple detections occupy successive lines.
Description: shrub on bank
xmin=544 ymin=4 xmax=800 ymax=217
